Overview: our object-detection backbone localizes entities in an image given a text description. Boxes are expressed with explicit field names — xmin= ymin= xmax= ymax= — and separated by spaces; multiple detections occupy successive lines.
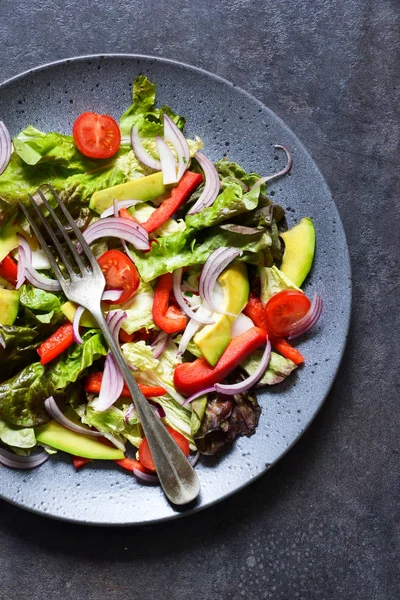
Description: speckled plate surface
xmin=0 ymin=55 xmax=351 ymax=525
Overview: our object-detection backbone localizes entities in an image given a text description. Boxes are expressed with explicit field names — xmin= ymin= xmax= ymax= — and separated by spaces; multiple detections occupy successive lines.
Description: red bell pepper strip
xmin=142 ymin=171 xmax=203 ymax=233
xmin=84 ymin=372 xmax=167 ymax=398
xmin=119 ymin=207 xmax=140 ymax=223
xmin=114 ymin=457 xmax=152 ymax=474
xmin=72 ymin=456 xmax=93 ymax=469
xmin=243 ymin=293 xmax=304 ymax=365
xmin=119 ymin=329 xmax=135 ymax=343
xmin=174 ymin=327 xmax=268 ymax=396
xmin=0 ymin=253 xmax=18 ymax=286
xmin=37 ymin=323 xmax=75 ymax=365
xmin=152 ymin=273 xmax=187 ymax=334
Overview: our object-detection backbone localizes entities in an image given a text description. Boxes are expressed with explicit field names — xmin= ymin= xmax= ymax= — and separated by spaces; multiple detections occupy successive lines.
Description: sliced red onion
xmin=187 ymin=152 xmax=220 ymax=215
xmin=172 ymin=268 xmax=214 ymax=325
xmin=151 ymin=330 xmax=170 ymax=359
xmin=156 ymin=136 xmax=177 ymax=185
xmin=214 ymin=339 xmax=272 ymax=395
xmin=130 ymin=125 xmax=161 ymax=170
xmin=0 ymin=447 xmax=49 ymax=470
xmin=288 ymin=295 xmax=323 ymax=340
xmin=199 ymin=247 xmax=242 ymax=315
xmin=17 ymin=234 xmax=61 ymax=292
xmin=183 ymin=386 xmax=216 ymax=406
xmin=231 ymin=312 xmax=254 ymax=338
xmin=100 ymin=199 xmax=142 ymax=219
xmin=96 ymin=354 xmax=124 ymax=411
xmin=125 ymin=403 xmax=137 ymax=425
xmin=72 ymin=305 xmax=85 ymax=345
xmin=133 ymin=467 xmax=159 ymax=484
xmin=0 ymin=333 xmax=5 ymax=349
xmin=82 ymin=217 xmax=150 ymax=251
xmin=106 ymin=309 xmax=127 ymax=342
xmin=163 ymin=114 xmax=190 ymax=180
xmin=0 ymin=121 xmax=12 ymax=176
xmin=148 ymin=399 xmax=166 ymax=418
xmin=177 ymin=303 xmax=213 ymax=356
xmin=251 ymin=145 xmax=293 ymax=190
xmin=102 ymin=289 xmax=124 ymax=303
xmin=189 ymin=451 xmax=200 ymax=467
xmin=103 ymin=432 xmax=126 ymax=452
xmin=44 ymin=396 xmax=103 ymax=437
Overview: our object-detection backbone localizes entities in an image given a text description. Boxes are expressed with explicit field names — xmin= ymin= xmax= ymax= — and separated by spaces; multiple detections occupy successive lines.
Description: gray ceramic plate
xmin=0 ymin=55 xmax=351 ymax=525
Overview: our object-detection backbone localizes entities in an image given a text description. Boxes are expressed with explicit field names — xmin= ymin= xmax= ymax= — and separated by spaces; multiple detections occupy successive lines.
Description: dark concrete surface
xmin=0 ymin=1 xmax=398 ymax=599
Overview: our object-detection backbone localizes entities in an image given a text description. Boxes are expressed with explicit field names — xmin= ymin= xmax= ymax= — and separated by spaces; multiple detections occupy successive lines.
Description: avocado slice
xmin=0 ymin=216 xmax=24 ymax=263
xmin=61 ymin=301 xmax=98 ymax=328
xmin=0 ymin=289 xmax=20 ymax=325
xmin=280 ymin=217 xmax=316 ymax=287
xmin=35 ymin=420 xmax=124 ymax=459
xmin=90 ymin=172 xmax=166 ymax=215
xmin=194 ymin=263 xmax=249 ymax=366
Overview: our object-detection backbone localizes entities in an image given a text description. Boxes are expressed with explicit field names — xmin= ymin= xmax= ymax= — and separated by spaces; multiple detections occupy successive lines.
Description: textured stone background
xmin=0 ymin=1 xmax=399 ymax=599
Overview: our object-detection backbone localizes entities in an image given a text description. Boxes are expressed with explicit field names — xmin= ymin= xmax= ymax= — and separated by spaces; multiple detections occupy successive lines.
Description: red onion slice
xmin=288 ymin=294 xmax=323 ymax=340
xmin=0 ymin=334 xmax=5 ymax=349
xmin=187 ymin=152 xmax=220 ymax=215
xmin=163 ymin=114 xmax=190 ymax=181
xmin=133 ymin=468 xmax=159 ymax=484
xmin=17 ymin=234 xmax=62 ymax=292
xmin=0 ymin=447 xmax=49 ymax=470
xmin=130 ymin=125 xmax=161 ymax=170
xmin=183 ymin=386 xmax=216 ymax=406
xmin=0 ymin=121 xmax=12 ymax=176
xmin=44 ymin=396 xmax=103 ymax=437
xmin=156 ymin=136 xmax=177 ymax=184
xmin=151 ymin=330 xmax=170 ymax=359
xmin=189 ymin=451 xmax=200 ymax=467
xmin=102 ymin=289 xmax=124 ymax=303
xmin=103 ymin=432 xmax=126 ymax=452
xmin=82 ymin=218 xmax=150 ymax=251
xmin=199 ymin=247 xmax=242 ymax=315
xmin=172 ymin=268 xmax=214 ymax=325
xmin=96 ymin=353 xmax=124 ymax=412
xmin=100 ymin=199 xmax=142 ymax=219
xmin=251 ymin=145 xmax=293 ymax=190
xmin=214 ymin=339 xmax=272 ymax=395
xmin=72 ymin=305 xmax=85 ymax=345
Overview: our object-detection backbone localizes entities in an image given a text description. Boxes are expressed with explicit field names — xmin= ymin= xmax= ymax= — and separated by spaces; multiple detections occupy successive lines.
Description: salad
xmin=0 ymin=76 xmax=322 ymax=483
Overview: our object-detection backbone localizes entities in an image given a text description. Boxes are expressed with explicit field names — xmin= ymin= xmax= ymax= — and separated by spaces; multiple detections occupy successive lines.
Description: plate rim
xmin=0 ymin=53 xmax=352 ymax=526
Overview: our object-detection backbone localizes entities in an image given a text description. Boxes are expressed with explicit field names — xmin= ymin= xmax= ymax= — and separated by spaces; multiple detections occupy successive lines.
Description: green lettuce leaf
xmin=242 ymin=350 xmax=297 ymax=385
xmin=190 ymin=396 xmax=207 ymax=437
xmin=79 ymin=404 xmax=143 ymax=449
xmin=18 ymin=284 xmax=64 ymax=326
xmin=0 ymin=418 xmax=36 ymax=448
xmin=157 ymin=394 xmax=193 ymax=443
xmin=121 ymin=340 xmax=159 ymax=371
xmin=0 ymin=329 xmax=107 ymax=427
xmin=119 ymin=75 xmax=185 ymax=137
xmin=0 ymin=324 xmax=39 ymax=382
xmin=118 ymin=282 xmax=156 ymax=335
xmin=259 ymin=265 xmax=301 ymax=305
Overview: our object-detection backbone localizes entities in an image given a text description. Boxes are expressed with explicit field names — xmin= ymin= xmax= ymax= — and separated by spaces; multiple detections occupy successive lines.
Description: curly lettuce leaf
xmin=0 ymin=418 xmax=36 ymax=448
xmin=18 ymin=284 xmax=64 ymax=326
xmin=78 ymin=404 xmax=143 ymax=449
xmin=259 ymin=265 xmax=301 ymax=305
xmin=118 ymin=285 xmax=156 ymax=335
xmin=119 ymin=75 xmax=185 ymax=137
xmin=121 ymin=340 xmax=159 ymax=371
xmin=242 ymin=350 xmax=297 ymax=385
xmin=0 ymin=324 xmax=39 ymax=382
xmin=194 ymin=389 xmax=261 ymax=455
xmin=0 ymin=329 xmax=107 ymax=427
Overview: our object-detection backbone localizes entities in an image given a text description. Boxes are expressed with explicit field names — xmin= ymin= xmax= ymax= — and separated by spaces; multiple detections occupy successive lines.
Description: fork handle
xmin=91 ymin=308 xmax=200 ymax=506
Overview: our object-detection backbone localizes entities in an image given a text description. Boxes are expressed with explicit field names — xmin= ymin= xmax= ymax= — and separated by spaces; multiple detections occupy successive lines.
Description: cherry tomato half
xmin=72 ymin=112 xmax=121 ymax=159
xmin=98 ymin=249 xmax=140 ymax=305
xmin=264 ymin=290 xmax=311 ymax=338
xmin=139 ymin=426 xmax=190 ymax=472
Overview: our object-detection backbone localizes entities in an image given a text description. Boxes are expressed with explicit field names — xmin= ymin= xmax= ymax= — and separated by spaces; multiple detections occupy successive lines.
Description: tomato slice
xmin=265 ymin=290 xmax=311 ymax=337
xmin=98 ymin=249 xmax=140 ymax=305
xmin=139 ymin=426 xmax=190 ymax=472
xmin=72 ymin=112 xmax=121 ymax=159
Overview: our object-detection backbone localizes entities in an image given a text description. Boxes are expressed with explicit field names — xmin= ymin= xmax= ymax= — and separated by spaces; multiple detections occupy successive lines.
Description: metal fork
xmin=19 ymin=186 xmax=200 ymax=506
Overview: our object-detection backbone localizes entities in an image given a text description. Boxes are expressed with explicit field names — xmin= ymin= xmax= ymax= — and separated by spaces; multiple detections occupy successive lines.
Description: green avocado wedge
xmin=280 ymin=217 xmax=316 ymax=287
xmin=90 ymin=172 xmax=166 ymax=214
xmin=0 ymin=289 xmax=20 ymax=325
xmin=35 ymin=421 xmax=124 ymax=460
